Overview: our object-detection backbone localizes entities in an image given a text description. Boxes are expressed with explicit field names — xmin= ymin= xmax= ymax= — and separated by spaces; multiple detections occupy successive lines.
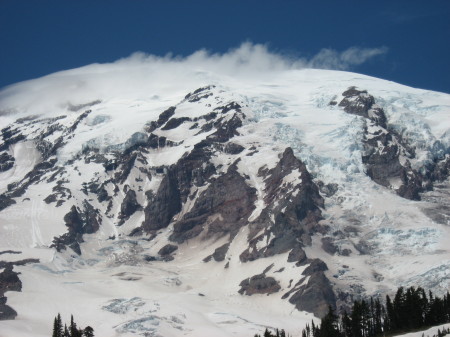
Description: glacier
xmin=0 ymin=64 xmax=449 ymax=337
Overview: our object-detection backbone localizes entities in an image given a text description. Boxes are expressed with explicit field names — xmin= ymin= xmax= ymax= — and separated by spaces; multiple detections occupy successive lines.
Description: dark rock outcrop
xmin=0 ymin=265 xmax=21 ymax=296
xmin=142 ymin=171 xmax=181 ymax=232
xmin=339 ymin=87 xmax=386 ymax=127
xmin=170 ymin=164 xmax=256 ymax=243
xmin=158 ymin=244 xmax=178 ymax=256
xmin=161 ymin=117 xmax=191 ymax=130
xmin=239 ymin=274 xmax=281 ymax=295
xmin=430 ymin=155 xmax=450 ymax=182
xmin=184 ymin=86 xmax=215 ymax=103
xmin=0 ymin=194 xmax=16 ymax=212
xmin=240 ymin=148 xmax=324 ymax=262
xmin=0 ymin=263 xmax=21 ymax=320
xmin=224 ymin=142 xmax=245 ymax=155
xmin=302 ymin=259 xmax=328 ymax=275
xmin=0 ymin=126 xmax=25 ymax=152
xmin=0 ymin=152 xmax=14 ymax=172
xmin=51 ymin=202 xmax=102 ymax=254
xmin=289 ymin=271 xmax=336 ymax=318
xmin=0 ymin=259 xmax=38 ymax=320
xmin=118 ymin=189 xmax=141 ymax=225
xmin=145 ymin=106 xmax=176 ymax=133
xmin=317 ymin=181 xmax=339 ymax=197
xmin=0 ymin=297 xmax=17 ymax=320
xmin=158 ymin=244 xmax=178 ymax=261
xmin=204 ymin=243 xmax=231 ymax=262
xmin=287 ymin=245 xmax=307 ymax=266
xmin=321 ymin=237 xmax=338 ymax=255
xmin=338 ymin=87 xmax=424 ymax=200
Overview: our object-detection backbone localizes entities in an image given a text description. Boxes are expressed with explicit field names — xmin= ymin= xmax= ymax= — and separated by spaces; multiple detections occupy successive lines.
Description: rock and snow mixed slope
xmin=0 ymin=64 xmax=449 ymax=337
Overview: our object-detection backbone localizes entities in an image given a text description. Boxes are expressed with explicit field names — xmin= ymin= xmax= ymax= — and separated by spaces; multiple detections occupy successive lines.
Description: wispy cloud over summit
xmin=120 ymin=42 xmax=388 ymax=74
xmin=0 ymin=43 xmax=387 ymax=115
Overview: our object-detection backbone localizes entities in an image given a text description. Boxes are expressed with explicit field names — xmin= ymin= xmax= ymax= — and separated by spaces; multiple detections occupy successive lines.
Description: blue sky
xmin=1 ymin=0 xmax=449 ymax=93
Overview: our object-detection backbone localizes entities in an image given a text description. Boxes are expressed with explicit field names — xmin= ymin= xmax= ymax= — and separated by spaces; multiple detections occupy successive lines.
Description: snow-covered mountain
xmin=0 ymin=62 xmax=449 ymax=337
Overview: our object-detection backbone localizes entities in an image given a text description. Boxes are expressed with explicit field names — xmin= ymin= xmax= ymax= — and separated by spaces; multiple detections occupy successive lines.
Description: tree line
xmin=52 ymin=314 xmax=94 ymax=337
xmin=255 ymin=286 xmax=450 ymax=337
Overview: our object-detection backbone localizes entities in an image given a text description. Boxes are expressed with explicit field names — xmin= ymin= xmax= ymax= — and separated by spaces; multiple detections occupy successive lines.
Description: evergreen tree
xmin=385 ymin=294 xmax=395 ymax=332
xmin=52 ymin=317 xmax=58 ymax=337
xmin=351 ymin=301 xmax=363 ymax=337
xmin=257 ymin=285 xmax=450 ymax=337
xmin=83 ymin=326 xmax=94 ymax=337
xmin=319 ymin=306 xmax=340 ymax=337
xmin=311 ymin=320 xmax=317 ymax=337
xmin=341 ymin=311 xmax=352 ymax=337
xmin=69 ymin=315 xmax=82 ymax=337
xmin=64 ymin=324 xmax=70 ymax=337
xmin=393 ymin=287 xmax=406 ymax=330
xmin=52 ymin=313 xmax=63 ymax=337
xmin=373 ymin=298 xmax=383 ymax=336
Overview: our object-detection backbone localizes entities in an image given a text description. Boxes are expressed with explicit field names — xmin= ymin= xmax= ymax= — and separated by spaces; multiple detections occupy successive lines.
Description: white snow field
xmin=0 ymin=50 xmax=450 ymax=337
xmin=397 ymin=324 xmax=450 ymax=337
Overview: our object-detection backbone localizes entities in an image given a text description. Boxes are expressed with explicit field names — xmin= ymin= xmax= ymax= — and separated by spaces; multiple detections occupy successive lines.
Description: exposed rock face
xmin=0 ymin=259 xmax=39 ymax=320
xmin=0 ymin=126 xmax=25 ymax=152
xmin=170 ymin=164 xmax=256 ymax=243
xmin=0 ymin=265 xmax=21 ymax=296
xmin=0 ymin=264 xmax=20 ymax=320
xmin=224 ymin=142 xmax=244 ymax=155
xmin=240 ymin=147 xmax=324 ymax=262
xmin=321 ymin=237 xmax=338 ymax=255
xmin=430 ymin=155 xmax=450 ymax=182
xmin=289 ymin=271 xmax=336 ymax=318
xmin=142 ymin=172 xmax=181 ymax=232
xmin=51 ymin=202 xmax=102 ymax=254
xmin=302 ymin=259 xmax=328 ymax=275
xmin=161 ymin=117 xmax=191 ymax=130
xmin=145 ymin=106 xmax=176 ymax=133
xmin=338 ymin=87 xmax=424 ymax=200
xmin=158 ymin=244 xmax=178 ymax=261
xmin=0 ymin=297 xmax=17 ymax=320
xmin=317 ymin=181 xmax=339 ymax=197
xmin=0 ymin=195 xmax=16 ymax=212
xmin=118 ymin=189 xmax=141 ymax=225
xmin=287 ymin=245 xmax=307 ymax=266
xmin=0 ymin=152 xmax=14 ymax=172
xmin=212 ymin=243 xmax=230 ymax=262
xmin=239 ymin=274 xmax=281 ymax=295
xmin=184 ymin=85 xmax=215 ymax=103
xmin=339 ymin=87 xmax=387 ymax=127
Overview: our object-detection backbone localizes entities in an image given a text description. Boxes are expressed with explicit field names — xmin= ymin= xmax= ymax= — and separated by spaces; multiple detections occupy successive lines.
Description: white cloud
xmin=0 ymin=42 xmax=387 ymax=116
xmin=308 ymin=46 xmax=388 ymax=70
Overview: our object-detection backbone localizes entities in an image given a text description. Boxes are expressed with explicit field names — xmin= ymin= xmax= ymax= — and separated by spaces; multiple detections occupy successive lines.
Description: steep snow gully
xmin=0 ymin=68 xmax=449 ymax=337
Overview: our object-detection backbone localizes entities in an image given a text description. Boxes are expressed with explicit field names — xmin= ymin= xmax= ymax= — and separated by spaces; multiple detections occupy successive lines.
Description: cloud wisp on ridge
xmin=0 ymin=43 xmax=387 ymax=116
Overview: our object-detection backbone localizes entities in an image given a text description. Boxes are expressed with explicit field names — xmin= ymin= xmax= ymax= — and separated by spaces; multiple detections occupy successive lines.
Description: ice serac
xmin=338 ymin=87 xmax=424 ymax=200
